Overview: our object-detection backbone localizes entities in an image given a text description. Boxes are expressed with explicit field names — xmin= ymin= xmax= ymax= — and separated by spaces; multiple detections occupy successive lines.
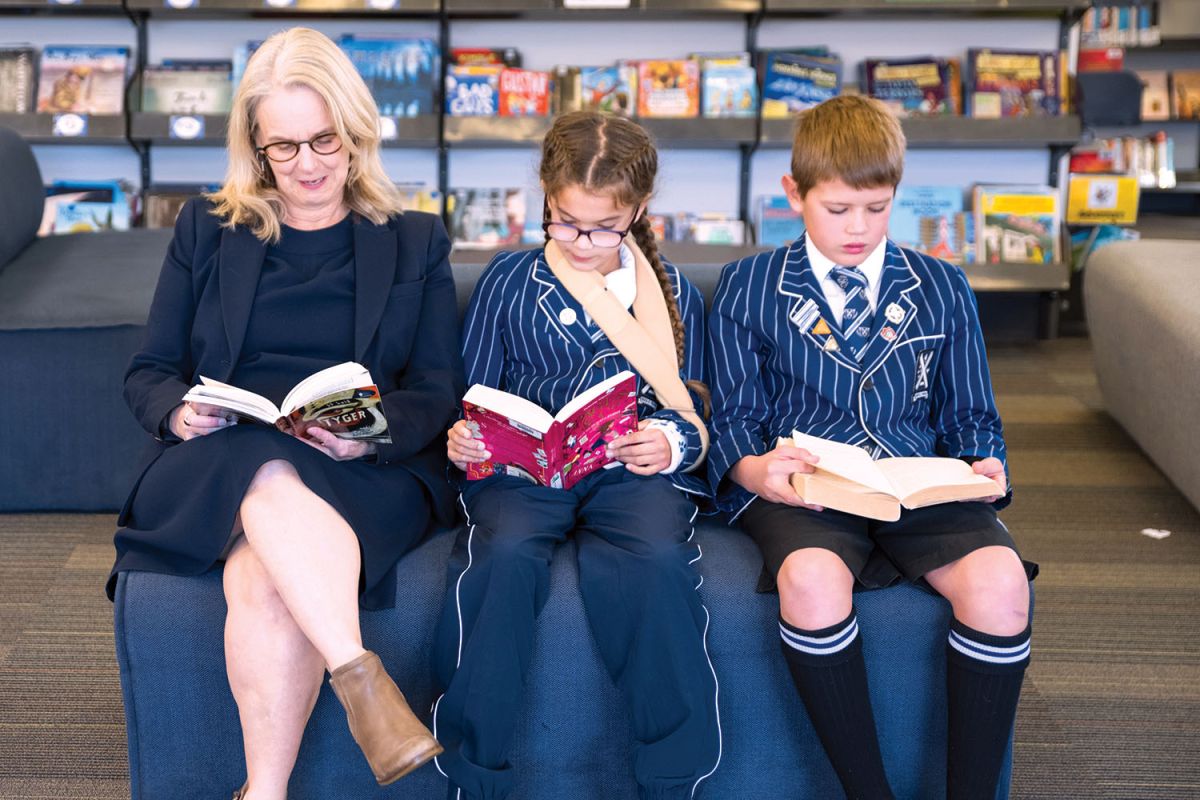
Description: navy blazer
xmin=707 ymin=234 xmax=1008 ymax=517
xmin=462 ymin=247 xmax=709 ymax=497
xmin=123 ymin=198 xmax=464 ymax=524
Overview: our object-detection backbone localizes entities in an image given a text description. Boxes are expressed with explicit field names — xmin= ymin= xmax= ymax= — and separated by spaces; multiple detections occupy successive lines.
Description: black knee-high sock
xmin=946 ymin=619 xmax=1031 ymax=800
xmin=779 ymin=612 xmax=894 ymax=800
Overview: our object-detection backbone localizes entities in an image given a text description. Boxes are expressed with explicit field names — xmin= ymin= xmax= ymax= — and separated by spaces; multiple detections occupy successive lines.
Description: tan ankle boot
xmin=328 ymin=651 xmax=443 ymax=785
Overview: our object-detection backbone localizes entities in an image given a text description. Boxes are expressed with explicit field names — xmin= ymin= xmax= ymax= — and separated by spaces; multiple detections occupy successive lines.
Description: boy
xmin=707 ymin=95 xmax=1035 ymax=799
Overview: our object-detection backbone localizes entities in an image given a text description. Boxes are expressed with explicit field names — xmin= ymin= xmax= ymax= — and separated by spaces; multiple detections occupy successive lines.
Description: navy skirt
xmin=108 ymin=424 xmax=432 ymax=610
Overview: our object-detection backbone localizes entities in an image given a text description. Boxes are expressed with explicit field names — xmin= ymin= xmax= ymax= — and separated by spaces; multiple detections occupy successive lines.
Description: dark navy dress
xmin=109 ymin=216 xmax=431 ymax=610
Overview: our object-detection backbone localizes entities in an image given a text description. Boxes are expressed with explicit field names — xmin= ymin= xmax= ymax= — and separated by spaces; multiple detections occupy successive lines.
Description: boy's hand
xmin=729 ymin=445 xmax=824 ymax=510
xmin=448 ymin=419 xmax=489 ymax=472
xmin=607 ymin=420 xmax=671 ymax=476
xmin=971 ymin=457 xmax=1007 ymax=503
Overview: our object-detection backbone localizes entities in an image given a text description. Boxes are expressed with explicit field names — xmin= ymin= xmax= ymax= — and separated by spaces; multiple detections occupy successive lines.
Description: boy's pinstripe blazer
xmin=462 ymin=247 xmax=710 ymax=497
xmin=707 ymin=233 xmax=1008 ymax=516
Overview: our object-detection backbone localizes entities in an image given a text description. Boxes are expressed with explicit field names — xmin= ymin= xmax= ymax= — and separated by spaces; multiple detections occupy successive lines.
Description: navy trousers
xmin=431 ymin=468 xmax=722 ymax=800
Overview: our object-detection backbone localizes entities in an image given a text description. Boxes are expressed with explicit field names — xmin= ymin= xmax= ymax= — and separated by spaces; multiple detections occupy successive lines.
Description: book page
xmin=876 ymin=457 xmax=999 ymax=508
xmin=461 ymin=383 xmax=555 ymax=434
xmin=789 ymin=431 xmax=897 ymax=498
xmin=280 ymin=361 xmax=371 ymax=417
xmin=184 ymin=378 xmax=279 ymax=425
xmin=555 ymin=370 xmax=636 ymax=422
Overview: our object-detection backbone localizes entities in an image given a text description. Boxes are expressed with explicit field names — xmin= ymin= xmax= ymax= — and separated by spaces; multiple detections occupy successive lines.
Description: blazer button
xmin=862 ymin=378 xmax=875 ymax=391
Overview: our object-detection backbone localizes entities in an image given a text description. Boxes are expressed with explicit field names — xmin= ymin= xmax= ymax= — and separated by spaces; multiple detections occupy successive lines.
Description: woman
xmin=107 ymin=27 xmax=462 ymax=800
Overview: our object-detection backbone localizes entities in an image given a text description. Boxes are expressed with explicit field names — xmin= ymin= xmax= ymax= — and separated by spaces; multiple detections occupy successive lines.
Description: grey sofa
xmin=1 ymin=124 xmax=1016 ymax=799
xmin=0 ymin=125 xmax=172 ymax=511
xmin=1085 ymin=238 xmax=1200 ymax=511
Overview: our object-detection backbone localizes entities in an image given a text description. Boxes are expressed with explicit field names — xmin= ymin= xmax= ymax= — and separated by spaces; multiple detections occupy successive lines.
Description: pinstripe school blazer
xmin=707 ymin=234 xmax=1008 ymax=516
xmin=462 ymin=247 xmax=710 ymax=497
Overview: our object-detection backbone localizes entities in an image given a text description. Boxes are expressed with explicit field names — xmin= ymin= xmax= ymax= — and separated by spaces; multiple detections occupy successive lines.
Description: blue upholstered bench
xmin=114 ymin=519 xmax=1013 ymax=799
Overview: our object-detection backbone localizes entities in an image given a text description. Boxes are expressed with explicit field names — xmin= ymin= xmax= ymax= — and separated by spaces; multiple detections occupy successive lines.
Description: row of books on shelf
xmin=1069 ymin=131 xmax=1177 ymax=189
xmin=758 ymin=185 xmax=1064 ymax=266
xmin=1075 ymin=56 xmax=1200 ymax=121
xmin=52 ymin=178 xmax=1062 ymax=269
xmin=0 ymin=41 xmax=1069 ymax=123
xmin=1080 ymin=2 xmax=1162 ymax=48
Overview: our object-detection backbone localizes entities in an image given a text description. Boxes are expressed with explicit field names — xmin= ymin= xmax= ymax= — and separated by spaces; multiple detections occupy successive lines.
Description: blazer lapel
xmin=777 ymin=235 xmax=861 ymax=373
xmin=531 ymin=251 xmax=594 ymax=351
xmin=858 ymin=242 xmax=922 ymax=373
xmin=353 ymin=218 xmax=398 ymax=361
xmin=218 ymin=225 xmax=266 ymax=373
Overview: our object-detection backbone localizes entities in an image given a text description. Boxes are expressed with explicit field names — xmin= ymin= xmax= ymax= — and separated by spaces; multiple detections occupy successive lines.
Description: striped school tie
xmin=830 ymin=265 xmax=872 ymax=360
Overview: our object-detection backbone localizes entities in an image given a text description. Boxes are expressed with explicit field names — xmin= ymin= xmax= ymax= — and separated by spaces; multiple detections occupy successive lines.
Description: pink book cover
xmin=463 ymin=372 xmax=638 ymax=490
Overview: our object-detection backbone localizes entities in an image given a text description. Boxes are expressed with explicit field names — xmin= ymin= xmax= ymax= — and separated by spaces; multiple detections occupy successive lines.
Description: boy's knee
xmin=777 ymin=548 xmax=854 ymax=629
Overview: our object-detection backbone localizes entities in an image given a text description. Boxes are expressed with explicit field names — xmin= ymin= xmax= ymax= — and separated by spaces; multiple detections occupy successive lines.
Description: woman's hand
xmin=169 ymin=401 xmax=235 ymax=441
xmin=300 ymin=426 xmax=377 ymax=462
xmin=448 ymin=419 xmax=489 ymax=471
xmin=607 ymin=420 xmax=672 ymax=476
xmin=729 ymin=444 xmax=823 ymax=509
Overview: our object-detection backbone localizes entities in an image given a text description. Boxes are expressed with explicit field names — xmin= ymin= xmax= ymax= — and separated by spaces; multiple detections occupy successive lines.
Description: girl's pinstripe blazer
xmin=706 ymin=233 xmax=1008 ymax=516
xmin=462 ymin=247 xmax=710 ymax=497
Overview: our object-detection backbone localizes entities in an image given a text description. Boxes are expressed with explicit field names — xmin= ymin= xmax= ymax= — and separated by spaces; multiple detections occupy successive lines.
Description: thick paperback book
xmin=0 ymin=46 xmax=36 ymax=113
xmin=339 ymin=37 xmax=439 ymax=118
xmin=182 ymin=361 xmax=391 ymax=444
xmin=784 ymin=431 xmax=999 ymax=522
xmin=463 ymin=371 xmax=638 ymax=490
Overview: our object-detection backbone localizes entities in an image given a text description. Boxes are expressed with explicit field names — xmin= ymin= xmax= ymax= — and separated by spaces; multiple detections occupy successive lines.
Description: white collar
xmin=805 ymin=236 xmax=888 ymax=293
xmin=604 ymin=243 xmax=637 ymax=310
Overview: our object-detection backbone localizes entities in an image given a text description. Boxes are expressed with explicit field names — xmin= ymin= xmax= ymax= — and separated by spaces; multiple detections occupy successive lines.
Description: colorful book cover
xmin=890 ymin=186 xmax=966 ymax=263
xmin=498 ymin=68 xmax=551 ymax=117
xmin=761 ymin=51 xmax=842 ymax=119
xmin=35 ymin=46 xmax=129 ymax=115
xmin=445 ymin=65 xmax=502 ymax=116
xmin=1066 ymin=174 xmax=1140 ymax=225
xmin=141 ymin=66 xmax=233 ymax=114
xmin=339 ymin=37 xmax=438 ymax=118
xmin=450 ymin=47 xmax=521 ymax=68
xmin=1077 ymin=47 xmax=1125 ymax=73
xmin=863 ymin=57 xmax=956 ymax=117
xmin=702 ymin=64 xmax=757 ymax=118
xmin=636 ymin=60 xmax=700 ymax=118
xmin=0 ymin=47 xmax=36 ymax=113
xmin=447 ymin=188 xmax=526 ymax=249
xmin=1137 ymin=70 xmax=1170 ymax=121
xmin=690 ymin=216 xmax=746 ymax=245
xmin=973 ymin=185 xmax=1061 ymax=265
xmin=463 ymin=371 xmax=638 ymax=490
xmin=580 ymin=65 xmax=636 ymax=116
xmin=966 ymin=48 xmax=1060 ymax=118
xmin=231 ymin=41 xmax=263 ymax=91
xmin=756 ymin=195 xmax=804 ymax=248
xmin=1173 ymin=70 xmax=1200 ymax=121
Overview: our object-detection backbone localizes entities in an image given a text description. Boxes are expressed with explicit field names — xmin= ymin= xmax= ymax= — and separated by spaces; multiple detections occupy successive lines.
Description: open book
xmin=784 ymin=431 xmax=1000 ymax=522
xmin=181 ymin=361 xmax=391 ymax=444
xmin=463 ymin=371 xmax=638 ymax=490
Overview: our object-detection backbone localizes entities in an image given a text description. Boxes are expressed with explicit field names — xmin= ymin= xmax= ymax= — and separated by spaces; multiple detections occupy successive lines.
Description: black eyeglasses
xmin=542 ymin=199 xmax=636 ymax=249
xmin=256 ymin=131 xmax=342 ymax=163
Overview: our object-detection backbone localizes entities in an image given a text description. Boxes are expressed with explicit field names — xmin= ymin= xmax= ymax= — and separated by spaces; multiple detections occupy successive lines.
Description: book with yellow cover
xmin=1066 ymin=174 xmax=1140 ymax=225
xmin=784 ymin=431 xmax=999 ymax=522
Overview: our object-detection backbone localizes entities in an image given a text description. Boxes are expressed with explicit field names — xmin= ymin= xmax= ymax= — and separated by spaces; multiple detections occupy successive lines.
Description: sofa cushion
xmin=0 ymin=228 xmax=173 ymax=330
xmin=0 ymin=126 xmax=44 ymax=272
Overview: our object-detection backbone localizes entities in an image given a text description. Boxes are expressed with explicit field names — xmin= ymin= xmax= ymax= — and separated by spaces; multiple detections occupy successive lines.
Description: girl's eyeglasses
xmin=256 ymin=132 xmax=342 ymax=163
xmin=541 ymin=199 xmax=638 ymax=249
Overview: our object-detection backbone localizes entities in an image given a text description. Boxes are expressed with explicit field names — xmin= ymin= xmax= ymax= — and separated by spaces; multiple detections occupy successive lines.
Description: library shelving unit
xmin=4 ymin=0 xmax=1087 ymax=335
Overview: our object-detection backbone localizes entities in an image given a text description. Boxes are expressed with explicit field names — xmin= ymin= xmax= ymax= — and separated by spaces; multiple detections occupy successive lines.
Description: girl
xmin=433 ymin=111 xmax=722 ymax=800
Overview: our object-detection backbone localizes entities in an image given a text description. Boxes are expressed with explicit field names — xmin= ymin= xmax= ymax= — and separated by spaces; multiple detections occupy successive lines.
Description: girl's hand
xmin=300 ymin=426 xmax=377 ymax=462
xmin=607 ymin=420 xmax=672 ymax=476
xmin=169 ymin=401 xmax=235 ymax=441
xmin=970 ymin=457 xmax=1007 ymax=503
xmin=448 ymin=419 xmax=489 ymax=471
xmin=729 ymin=445 xmax=823 ymax=510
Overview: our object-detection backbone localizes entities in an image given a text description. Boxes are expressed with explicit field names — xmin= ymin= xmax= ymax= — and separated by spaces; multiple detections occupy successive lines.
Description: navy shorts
xmin=739 ymin=499 xmax=1036 ymax=593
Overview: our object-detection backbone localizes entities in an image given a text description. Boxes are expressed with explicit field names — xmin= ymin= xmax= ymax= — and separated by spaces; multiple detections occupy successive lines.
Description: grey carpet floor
xmin=0 ymin=337 xmax=1197 ymax=799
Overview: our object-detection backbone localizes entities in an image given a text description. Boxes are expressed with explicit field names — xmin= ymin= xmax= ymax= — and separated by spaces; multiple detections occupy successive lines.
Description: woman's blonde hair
xmin=207 ymin=27 xmax=402 ymax=242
